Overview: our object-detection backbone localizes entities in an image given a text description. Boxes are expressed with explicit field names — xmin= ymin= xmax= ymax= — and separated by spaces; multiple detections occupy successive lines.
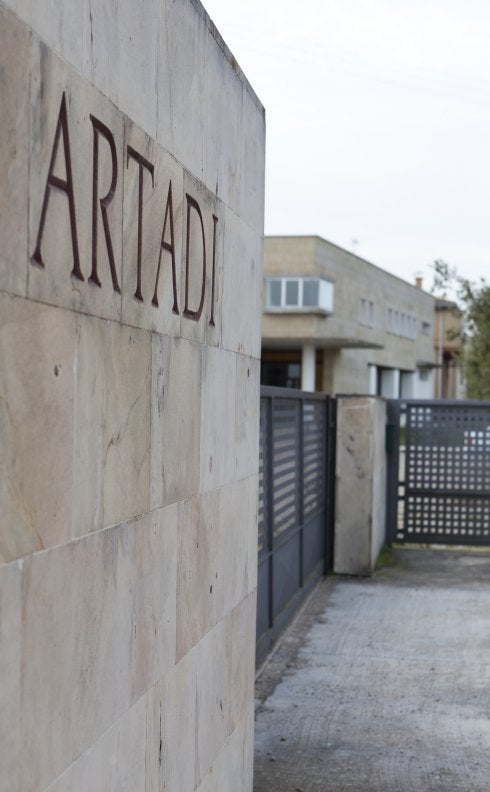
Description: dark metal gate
xmin=387 ymin=400 xmax=490 ymax=546
xmin=256 ymin=387 xmax=336 ymax=662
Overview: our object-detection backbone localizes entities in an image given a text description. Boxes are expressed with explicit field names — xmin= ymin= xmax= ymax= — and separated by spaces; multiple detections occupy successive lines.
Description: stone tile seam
xmin=176 ymin=587 xmax=257 ymax=673
xmin=0 ymin=289 xmax=261 ymax=360
xmin=196 ymin=710 xmax=253 ymax=791
xmin=0 ymin=473 xmax=259 ymax=570
xmin=192 ymin=591 xmax=257 ymax=787
xmin=224 ymin=200 xmax=266 ymax=238
xmin=41 ymin=685 xmax=153 ymax=792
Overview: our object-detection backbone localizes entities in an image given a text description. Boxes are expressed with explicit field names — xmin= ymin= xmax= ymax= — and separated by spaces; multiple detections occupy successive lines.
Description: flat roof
xmin=265 ymin=235 xmax=435 ymax=299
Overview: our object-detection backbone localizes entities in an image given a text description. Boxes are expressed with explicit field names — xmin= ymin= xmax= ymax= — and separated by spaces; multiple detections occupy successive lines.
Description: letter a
xmin=31 ymin=92 xmax=83 ymax=280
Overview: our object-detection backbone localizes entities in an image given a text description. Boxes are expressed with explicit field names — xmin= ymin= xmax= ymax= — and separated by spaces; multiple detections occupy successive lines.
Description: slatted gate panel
xmin=303 ymin=400 xmax=326 ymax=520
xmin=389 ymin=400 xmax=490 ymax=546
xmin=271 ymin=398 xmax=301 ymax=542
xmin=256 ymin=387 xmax=334 ymax=662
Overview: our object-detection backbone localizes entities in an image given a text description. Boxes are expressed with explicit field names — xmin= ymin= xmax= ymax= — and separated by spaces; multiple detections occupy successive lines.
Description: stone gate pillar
xmin=0 ymin=2 xmax=265 ymax=789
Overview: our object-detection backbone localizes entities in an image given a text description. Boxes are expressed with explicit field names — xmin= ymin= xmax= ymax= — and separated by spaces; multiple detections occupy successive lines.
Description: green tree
xmin=431 ymin=259 xmax=490 ymax=399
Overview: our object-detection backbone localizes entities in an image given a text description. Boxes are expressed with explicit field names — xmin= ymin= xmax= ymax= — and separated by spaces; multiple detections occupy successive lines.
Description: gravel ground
xmin=254 ymin=547 xmax=490 ymax=792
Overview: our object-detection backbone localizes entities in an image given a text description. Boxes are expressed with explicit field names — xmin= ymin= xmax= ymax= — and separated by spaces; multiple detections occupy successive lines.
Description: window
xmin=359 ymin=298 xmax=375 ymax=327
xmin=386 ymin=306 xmax=418 ymax=341
xmin=285 ymin=280 xmax=299 ymax=306
xmin=265 ymin=277 xmax=333 ymax=314
xmin=422 ymin=321 xmax=431 ymax=335
xmin=303 ymin=279 xmax=319 ymax=306
xmin=261 ymin=360 xmax=301 ymax=389
xmin=269 ymin=280 xmax=281 ymax=307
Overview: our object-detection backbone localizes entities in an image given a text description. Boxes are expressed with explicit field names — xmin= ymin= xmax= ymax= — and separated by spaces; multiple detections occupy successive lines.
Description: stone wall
xmin=0 ymin=1 xmax=265 ymax=790
xmin=334 ymin=397 xmax=387 ymax=575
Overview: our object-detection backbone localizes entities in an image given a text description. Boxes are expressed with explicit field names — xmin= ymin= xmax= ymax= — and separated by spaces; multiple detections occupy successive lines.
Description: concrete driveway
xmin=254 ymin=548 xmax=490 ymax=792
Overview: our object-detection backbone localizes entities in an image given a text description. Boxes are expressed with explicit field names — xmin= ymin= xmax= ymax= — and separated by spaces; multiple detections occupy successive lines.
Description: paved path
xmin=254 ymin=548 xmax=490 ymax=791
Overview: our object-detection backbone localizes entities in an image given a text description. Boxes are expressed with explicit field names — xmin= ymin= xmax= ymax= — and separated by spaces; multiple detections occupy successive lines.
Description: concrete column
xmin=400 ymin=371 xmax=415 ymax=399
xmin=301 ymin=344 xmax=316 ymax=392
xmin=381 ymin=368 xmax=400 ymax=399
xmin=368 ymin=364 xmax=377 ymax=396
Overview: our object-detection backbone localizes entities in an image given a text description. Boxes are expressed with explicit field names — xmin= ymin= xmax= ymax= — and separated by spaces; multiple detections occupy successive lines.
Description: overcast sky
xmin=204 ymin=0 xmax=490 ymax=292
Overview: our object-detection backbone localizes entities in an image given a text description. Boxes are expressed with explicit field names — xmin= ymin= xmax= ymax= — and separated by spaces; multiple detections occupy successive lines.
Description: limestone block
xmin=144 ymin=684 xmax=161 ymax=792
xmin=21 ymin=507 xmax=177 ymax=791
xmin=122 ymin=119 xmax=183 ymax=337
xmin=251 ymin=232 xmax=266 ymax=358
xmin=150 ymin=331 xmax=166 ymax=511
xmin=242 ymin=701 xmax=255 ymax=792
xmin=159 ymin=648 xmax=198 ymax=792
xmin=28 ymin=41 xmax=124 ymax=322
xmin=72 ymin=315 xmax=151 ymax=538
xmin=227 ymin=474 xmax=258 ymax=609
xmin=156 ymin=1 xmax=265 ymax=230
xmin=118 ymin=507 xmax=177 ymax=702
xmin=214 ymin=478 xmax=258 ymax=623
xmin=235 ymin=355 xmax=260 ymax=481
xmin=0 ymin=293 xmax=76 ymax=563
xmin=180 ymin=170 xmax=222 ymax=347
xmin=175 ymin=490 xmax=219 ymax=662
xmin=195 ymin=702 xmax=254 ymax=792
xmin=176 ymin=478 xmax=258 ymax=662
xmin=195 ymin=617 xmax=232 ymax=786
xmin=200 ymin=346 xmax=236 ymax=493
xmin=335 ymin=426 xmax=372 ymax=573
xmin=221 ymin=208 xmax=262 ymax=357
xmin=0 ymin=560 xmax=21 ymax=792
xmin=202 ymin=35 xmax=244 ymax=225
xmin=45 ymin=695 xmax=148 ymax=792
xmin=195 ymin=594 xmax=257 ymax=786
xmin=0 ymin=6 xmax=30 ymax=298
xmin=21 ymin=529 xmax=125 ymax=791
xmin=150 ymin=335 xmax=201 ymax=508
xmin=1 ymin=0 xmax=84 ymax=72
xmin=239 ymin=85 xmax=266 ymax=234
xmin=228 ymin=591 xmax=257 ymax=732
xmin=156 ymin=0 xmax=208 ymax=183
xmin=334 ymin=397 xmax=387 ymax=575
xmin=82 ymin=0 xmax=162 ymax=140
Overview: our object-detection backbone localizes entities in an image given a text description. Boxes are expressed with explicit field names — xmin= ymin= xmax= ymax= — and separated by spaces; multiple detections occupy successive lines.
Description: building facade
xmin=262 ymin=236 xmax=436 ymax=398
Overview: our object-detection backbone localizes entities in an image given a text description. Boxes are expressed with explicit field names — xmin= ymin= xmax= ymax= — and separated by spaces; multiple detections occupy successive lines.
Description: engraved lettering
xmin=209 ymin=214 xmax=218 ymax=327
xmin=31 ymin=92 xmax=222 ymax=327
xmin=31 ymin=92 xmax=83 ymax=280
xmin=89 ymin=115 xmax=120 ymax=293
xmin=183 ymin=194 xmax=206 ymax=321
xmin=152 ymin=181 xmax=179 ymax=313
xmin=126 ymin=146 xmax=154 ymax=303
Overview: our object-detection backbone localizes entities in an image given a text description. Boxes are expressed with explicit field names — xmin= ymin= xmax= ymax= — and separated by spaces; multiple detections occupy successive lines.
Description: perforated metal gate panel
xmin=397 ymin=401 xmax=490 ymax=545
